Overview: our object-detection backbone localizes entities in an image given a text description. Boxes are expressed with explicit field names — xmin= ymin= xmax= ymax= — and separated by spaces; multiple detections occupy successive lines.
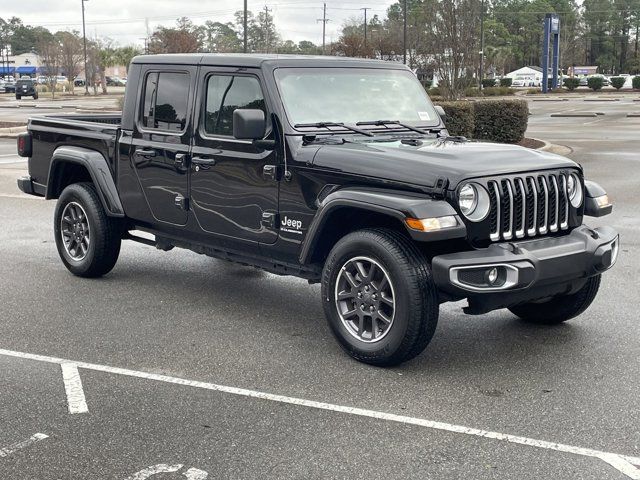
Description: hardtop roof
xmin=131 ymin=53 xmax=409 ymax=70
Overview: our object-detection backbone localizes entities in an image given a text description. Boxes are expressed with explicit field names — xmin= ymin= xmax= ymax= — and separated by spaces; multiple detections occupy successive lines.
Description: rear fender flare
xmin=47 ymin=146 xmax=124 ymax=217
xmin=299 ymin=187 xmax=465 ymax=264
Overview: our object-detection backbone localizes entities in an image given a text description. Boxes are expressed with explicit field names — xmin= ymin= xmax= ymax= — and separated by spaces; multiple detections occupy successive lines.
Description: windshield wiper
xmin=294 ymin=122 xmax=374 ymax=137
xmin=356 ymin=120 xmax=428 ymax=135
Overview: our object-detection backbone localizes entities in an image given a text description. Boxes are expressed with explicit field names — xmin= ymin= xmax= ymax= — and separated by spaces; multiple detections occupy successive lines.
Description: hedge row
xmin=436 ymin=99 xmax=529 ymax=144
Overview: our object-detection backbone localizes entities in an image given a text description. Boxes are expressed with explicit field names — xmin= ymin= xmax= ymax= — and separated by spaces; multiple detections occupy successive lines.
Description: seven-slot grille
xmin=486 ymin=172 xmax=571 ymax=242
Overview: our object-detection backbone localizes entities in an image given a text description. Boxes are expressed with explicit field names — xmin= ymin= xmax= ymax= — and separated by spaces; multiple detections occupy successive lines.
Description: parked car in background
xmin=511 ymin=74 xmax=539 ymax=87
xmin=582 ymin=74 xmax=610 ymax=87
xmin=15 ymin=78 xmax=38 ymax=100
xmin=0 ymin=79 xmax=5 ymax=92
xmin=4 ymin=79 xmax=16 ymax=93
xmin=74 ymin=77 xmax=86 ymax=87
xmin=105 ymin=76 xmax=126 ymax=87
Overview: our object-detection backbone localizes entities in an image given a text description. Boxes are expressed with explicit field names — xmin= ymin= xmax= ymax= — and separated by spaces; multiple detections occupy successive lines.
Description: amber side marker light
xmin=595 ymin=194 xmax=612 ymax=208
xmin=405 ymin=215 xmax=458 ymax=232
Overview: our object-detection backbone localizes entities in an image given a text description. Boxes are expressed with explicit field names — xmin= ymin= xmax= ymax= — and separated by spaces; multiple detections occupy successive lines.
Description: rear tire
xmin=508 ymin=275 xmax=601 ymax=325
xmin=321 ymin=228 xmax=439 ymax=367
xmin=15 ymin=95 xmax=21 ymax=100
xmin=54 ymin=183 xmax=122 ymax=278
xmin=33 ymin=93 xmax=38 ymax=100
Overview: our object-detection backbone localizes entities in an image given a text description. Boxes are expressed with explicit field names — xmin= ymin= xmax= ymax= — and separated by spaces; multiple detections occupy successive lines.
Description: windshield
xmin=274 ymin=68 xmax=439 ymax=129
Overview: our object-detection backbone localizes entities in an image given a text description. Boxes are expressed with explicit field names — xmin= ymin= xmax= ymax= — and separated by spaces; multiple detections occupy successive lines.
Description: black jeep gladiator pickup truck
xmin=17 ymin=54 xmax=619 ymax=366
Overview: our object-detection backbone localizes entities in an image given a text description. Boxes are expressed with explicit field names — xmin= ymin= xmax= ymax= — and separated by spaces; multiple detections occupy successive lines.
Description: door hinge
xmin=175 ymin=153 xmax=189 ymax=170
xmin=263 ymin=165 xmax=278 ymax=180
xmin=174 ymin=195 xmax=189 ymax=211
xmin=261 ymin=211 xmax=278 ymax=229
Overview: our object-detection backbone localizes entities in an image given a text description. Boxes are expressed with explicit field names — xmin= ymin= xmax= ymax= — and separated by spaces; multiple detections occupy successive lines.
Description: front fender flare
xmin=299 ymin=187 xmax=466 ymax=264
xmin=47 ymin=146 xmax=125 ymax=217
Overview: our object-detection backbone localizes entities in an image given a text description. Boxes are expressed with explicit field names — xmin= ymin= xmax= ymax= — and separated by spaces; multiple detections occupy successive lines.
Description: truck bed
xmin=27 ymin=113 xmax=122 ymax=192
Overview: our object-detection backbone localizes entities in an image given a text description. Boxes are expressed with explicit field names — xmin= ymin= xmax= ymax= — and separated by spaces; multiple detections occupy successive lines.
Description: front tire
xmin=54 ymin=183 xmax=122 ymax=277
xmin=508 ymin=275 xmax=601 ymax=325
xmin=321 ymin=229 xmax=439 ymax=367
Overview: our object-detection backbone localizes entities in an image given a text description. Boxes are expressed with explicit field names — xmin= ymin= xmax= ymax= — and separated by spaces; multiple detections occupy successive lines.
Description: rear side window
xmin=141 ymin=71 xmax=190 ymax=132
xmin=204 ymin=75 xmax=266 ymax=136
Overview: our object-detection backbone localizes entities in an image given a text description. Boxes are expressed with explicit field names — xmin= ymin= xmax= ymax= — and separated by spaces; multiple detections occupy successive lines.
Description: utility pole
xmin=403 ymin=0 xmax=407 ymax=64
xmin=479 ymin=0 xmax=485 ymax=89
xmin=81 ymin=0 xmax=89 ymax=95
xmin=139 ymin=38 xmax=149 ymax=54
xmin=317 ymin=3 xmax=329 ymax=55
xmin=361 ymin=8 xmax=370 ymax=57
xmin=243 ymin=0 xmax=248 ymax=53
xmin=264 ymin=6 xmax=271 ymax=54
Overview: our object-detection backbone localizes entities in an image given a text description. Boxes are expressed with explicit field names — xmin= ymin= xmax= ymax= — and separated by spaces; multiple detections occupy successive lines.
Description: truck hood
xmin=310 ymin=138 xmax=578 ymax=189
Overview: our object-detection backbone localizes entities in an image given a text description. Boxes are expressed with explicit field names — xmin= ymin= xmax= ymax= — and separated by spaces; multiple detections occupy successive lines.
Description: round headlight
xmin=567 ymin=173 xmax=583 ymax=208
xmin=458 ymin=183 xmax=491 ymax=222
xmin=459 ymin=184 xmax=478 ymax=216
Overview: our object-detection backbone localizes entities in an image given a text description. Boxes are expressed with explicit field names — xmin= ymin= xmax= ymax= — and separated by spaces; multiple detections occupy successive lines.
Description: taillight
xmin=17 ymin=132 xmax=32 ymax=157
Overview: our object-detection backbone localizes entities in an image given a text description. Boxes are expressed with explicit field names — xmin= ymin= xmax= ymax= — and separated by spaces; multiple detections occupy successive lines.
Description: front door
xmin=190 ymin=70 xmax=279 ymax=244
xmin=130 ymin=67 xmax=196 ymax=226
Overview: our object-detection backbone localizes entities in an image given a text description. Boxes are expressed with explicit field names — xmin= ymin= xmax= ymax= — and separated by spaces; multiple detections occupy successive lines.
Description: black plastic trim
xmin=432 ymin=225 xmax=618 ymax=312
xmin=299 ymin=187 xmax=466 ymax=264
xmin=47 ymin=146 xmax=125 ymax=217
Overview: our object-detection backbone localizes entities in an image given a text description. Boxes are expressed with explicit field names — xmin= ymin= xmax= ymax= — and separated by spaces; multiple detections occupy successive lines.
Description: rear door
xmin=189 ymin=68 xmax=279 ymax=244
xmin=130 ymin=66 xmax=196 ymax=226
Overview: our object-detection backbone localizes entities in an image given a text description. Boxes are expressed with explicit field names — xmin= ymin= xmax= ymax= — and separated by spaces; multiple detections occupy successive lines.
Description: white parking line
xmin=0 ymin=433 xmax=48 ymax=458
xmin=0 ymin=347 xmax=638 ymax=478
xmin=61 ymin=363 xmax=88 ymax=414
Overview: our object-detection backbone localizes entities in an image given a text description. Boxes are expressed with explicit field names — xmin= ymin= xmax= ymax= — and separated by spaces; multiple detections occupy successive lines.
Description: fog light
xmin=486 ymin=267 xmax=499 ymax=285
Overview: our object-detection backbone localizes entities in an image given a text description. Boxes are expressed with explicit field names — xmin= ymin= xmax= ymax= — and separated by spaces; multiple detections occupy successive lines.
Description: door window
xmin=141 ymin=72 xmax=190 ymax=132
xmin=203 ymin=75 xmax=266 ymax=136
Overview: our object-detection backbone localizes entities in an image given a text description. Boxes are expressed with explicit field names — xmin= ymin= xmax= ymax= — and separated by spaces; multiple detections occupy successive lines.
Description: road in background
xmin=0 ymin=97 xmax=638 ymax=479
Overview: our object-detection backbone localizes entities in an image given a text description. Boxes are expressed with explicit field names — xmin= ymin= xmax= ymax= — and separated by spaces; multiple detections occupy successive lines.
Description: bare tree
xmin=37 ymin=36 xmax=61 ymax=99
xmin=431 ymin=0 xmax=480 ymax=99
xmin=57 ymin=31 xmax=83 ymax=94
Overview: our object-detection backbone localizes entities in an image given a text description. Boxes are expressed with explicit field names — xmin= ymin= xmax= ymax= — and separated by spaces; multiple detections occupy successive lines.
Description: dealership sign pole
xmin=542 ymin=13 xmax=560 ymax=93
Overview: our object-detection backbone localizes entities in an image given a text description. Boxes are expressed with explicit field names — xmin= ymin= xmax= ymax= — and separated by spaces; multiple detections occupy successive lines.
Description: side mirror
xmin=435 ymin=105 xmax=446 ymax=123
xmin=233 ymin=109 xmax=266 ymax=140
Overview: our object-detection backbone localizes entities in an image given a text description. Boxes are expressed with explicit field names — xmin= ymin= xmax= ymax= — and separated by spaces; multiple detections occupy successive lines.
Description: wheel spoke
xmin=370 ymin=318 xmax=377 ymax=340
xmin=357 ymin=315 xmax=364 ymax=335
xmin=377 ymin=311 xmax=392 ymax=324
xmin=380 ymin=292 xmax=394 ymax=307
xmin=62 ymin=215 xmax=74 ymax=225
xmin=342 ymin=307 xmax=358 ymax=319
xmin=355 ymin=261 xmax=368 ymax=280
xmin=376 ymin=276 xmax=389 ymax=292
xmin=366 ymin=262 xmax=377 ymax=282
xmin=337 ymin=290 xmax=356 ymax=300
xmin=344 ymin=271 xmax=360 ymax=288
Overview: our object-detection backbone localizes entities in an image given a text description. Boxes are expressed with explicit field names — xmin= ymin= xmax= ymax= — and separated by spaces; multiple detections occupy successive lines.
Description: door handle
xmin=135 ymin=148 xmax=156 ymax=157
xmin=192 ymin=156 xmax=216 ymax=167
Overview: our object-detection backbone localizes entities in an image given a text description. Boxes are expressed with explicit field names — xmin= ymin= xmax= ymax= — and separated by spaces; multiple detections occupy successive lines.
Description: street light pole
xmin=243 ymin=0 xmax=248 ymax=53
xmin=403 ymin=0 xmax=407 ymax=65
xmin=81 ymin=0 xmax=89 ymax=95
xmin=479 ymin=0 xmax=485 ymax=90
xmin=361 ymin=8 xmax=370 ymax=57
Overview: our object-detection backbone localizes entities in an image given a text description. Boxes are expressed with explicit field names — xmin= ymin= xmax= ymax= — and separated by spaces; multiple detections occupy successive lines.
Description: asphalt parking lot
xmin=0 ymin=95 xmax=639 ymax=479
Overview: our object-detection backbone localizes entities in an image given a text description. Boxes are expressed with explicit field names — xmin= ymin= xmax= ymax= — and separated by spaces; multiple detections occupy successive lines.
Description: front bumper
xmin=432 ymin=226 xmax=619 ymax=313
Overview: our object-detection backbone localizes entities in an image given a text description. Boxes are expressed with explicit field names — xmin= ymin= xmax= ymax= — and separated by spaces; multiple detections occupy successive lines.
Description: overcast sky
xmin=4 ymin=0 xmax=397 ymax=48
